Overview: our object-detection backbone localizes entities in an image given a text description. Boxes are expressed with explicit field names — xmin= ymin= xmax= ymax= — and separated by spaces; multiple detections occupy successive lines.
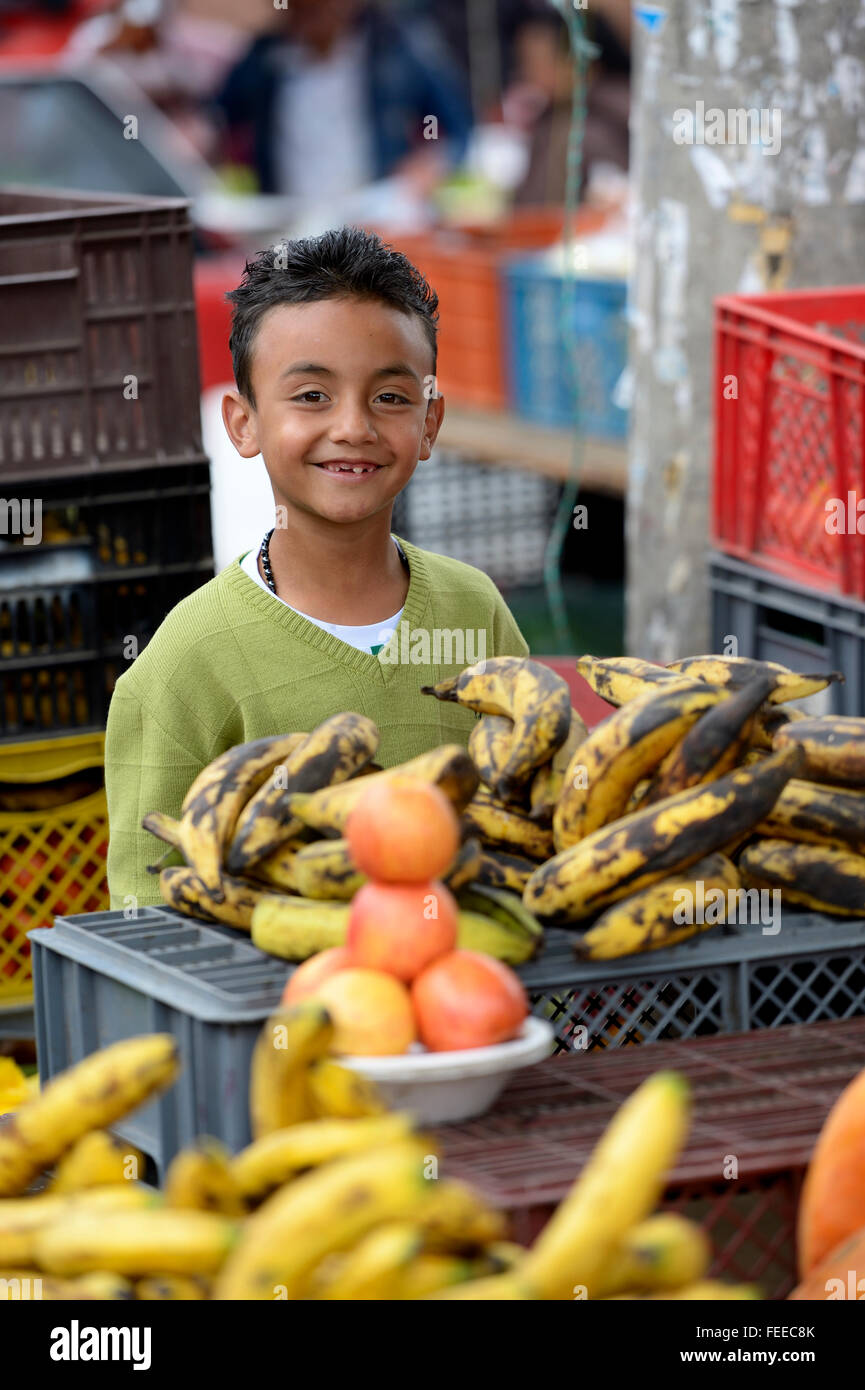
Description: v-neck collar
xmin=227 ymin=533 xmax=431 ymax=683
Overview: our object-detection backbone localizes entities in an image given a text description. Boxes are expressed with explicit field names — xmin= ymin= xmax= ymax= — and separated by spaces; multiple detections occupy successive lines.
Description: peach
xmin=281 ymin=946 xmax=353 ymax=1006
xmin=313 ymin=967 xmax=416 ymax=1056
xmin=346 ymin=776 xmax=459 ymax=882
xmin=347 ymin=880 xmax=457 ymax=983
xmin=411 ymin=950 xmax=528 ymax=1052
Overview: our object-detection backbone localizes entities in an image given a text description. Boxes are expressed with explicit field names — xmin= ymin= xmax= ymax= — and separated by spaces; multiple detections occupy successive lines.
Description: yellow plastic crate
xmin=0 ymin=734 xmax=108 ymax=1005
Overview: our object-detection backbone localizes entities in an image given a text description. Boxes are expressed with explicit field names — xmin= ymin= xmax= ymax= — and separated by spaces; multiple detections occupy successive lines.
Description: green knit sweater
xmin=105 ymin=538 xmax=529 ymax=909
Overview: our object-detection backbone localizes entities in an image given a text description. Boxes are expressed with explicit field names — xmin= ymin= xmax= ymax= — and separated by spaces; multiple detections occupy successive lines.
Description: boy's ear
xmin=419 ymin=394 xmax=445 ymax=461
xmin=222 ymin=390 xmax=261 ymax=458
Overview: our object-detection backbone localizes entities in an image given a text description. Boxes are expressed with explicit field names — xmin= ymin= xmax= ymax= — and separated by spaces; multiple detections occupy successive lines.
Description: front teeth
xmin=352 ymin=466 xmax=364 ymax=473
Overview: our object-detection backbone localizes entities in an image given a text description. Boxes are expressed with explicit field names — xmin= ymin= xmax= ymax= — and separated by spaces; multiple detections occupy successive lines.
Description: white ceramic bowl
xmin=341 ymin=1016 xmax=555 ymax=1124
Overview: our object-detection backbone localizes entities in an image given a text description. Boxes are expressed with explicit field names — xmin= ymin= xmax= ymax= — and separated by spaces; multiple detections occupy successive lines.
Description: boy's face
xmin=223 ymin=296 xmax=443 ymax=528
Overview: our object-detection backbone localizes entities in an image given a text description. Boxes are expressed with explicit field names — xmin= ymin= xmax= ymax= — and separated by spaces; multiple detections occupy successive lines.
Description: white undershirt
xmin=274 ymin=32 xmax=375 ymax=199
xmin=239 ymin=545 xmax=405 ymax=656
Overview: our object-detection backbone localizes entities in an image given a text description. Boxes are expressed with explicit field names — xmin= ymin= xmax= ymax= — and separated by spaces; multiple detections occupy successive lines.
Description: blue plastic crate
xmin=502 ymin=257 xmax=628 ymax=437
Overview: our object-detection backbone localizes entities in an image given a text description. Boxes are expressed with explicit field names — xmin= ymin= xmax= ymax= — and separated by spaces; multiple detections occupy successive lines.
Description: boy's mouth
xmin=314 ymin=459 xmax=382 ymax=477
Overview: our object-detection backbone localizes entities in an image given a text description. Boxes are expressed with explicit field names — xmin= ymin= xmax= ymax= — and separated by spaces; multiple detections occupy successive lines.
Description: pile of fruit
xmin=0 ymin=1016 xmax=756 ymax=1300
xmin=145 ymin=651 xmax=865 ymax=965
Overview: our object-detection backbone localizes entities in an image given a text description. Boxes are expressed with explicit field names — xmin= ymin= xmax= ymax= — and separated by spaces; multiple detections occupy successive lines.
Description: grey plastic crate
xmin=30 ymin=902 xmax=865 ymax=1176
xmin=526 ymin=914 xmax=865 ymax=1053
xmin=30 ymin=907 xmax=291 ymax=1181
xmin=710 ymin=550 xmax=865 ymax=716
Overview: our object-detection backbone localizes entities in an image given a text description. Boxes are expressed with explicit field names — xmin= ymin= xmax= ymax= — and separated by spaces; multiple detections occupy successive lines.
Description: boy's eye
xmin=377 ymin=392 xmax=410 ymax=405
xmin=293 ymin=391 xmax=328 ymax=403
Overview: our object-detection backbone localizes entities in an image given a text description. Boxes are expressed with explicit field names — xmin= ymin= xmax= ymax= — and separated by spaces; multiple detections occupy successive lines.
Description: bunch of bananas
xmin=145 ymin=709 xmax=544 ymax=966
xmin=0 ymin=1015 xmax=756 ymax=1301
xmin=522 ymin=653 xmax=865 ymax=958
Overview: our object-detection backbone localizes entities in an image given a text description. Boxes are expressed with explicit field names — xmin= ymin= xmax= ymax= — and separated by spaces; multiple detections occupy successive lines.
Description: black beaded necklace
xmin=258 ymin=529 xmax=409 ymax=596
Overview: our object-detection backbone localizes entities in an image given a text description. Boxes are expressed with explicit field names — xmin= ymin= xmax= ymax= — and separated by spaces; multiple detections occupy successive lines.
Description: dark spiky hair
xmin=225 ymin=226 xmax=439 ymax=406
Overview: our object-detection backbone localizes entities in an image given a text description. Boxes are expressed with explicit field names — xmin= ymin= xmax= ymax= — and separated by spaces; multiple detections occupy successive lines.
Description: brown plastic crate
xmin=434 ymin=1018 xmax=865 ymax=1299
xmin=0 ymin=184 xmax=207 ymax=482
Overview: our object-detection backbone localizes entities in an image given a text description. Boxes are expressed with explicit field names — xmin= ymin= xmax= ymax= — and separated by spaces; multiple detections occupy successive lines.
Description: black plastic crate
xmin=0 ymin=185 xmax=207 ymax=483
xmin=710 ymin=550 xmax=865 ymax=717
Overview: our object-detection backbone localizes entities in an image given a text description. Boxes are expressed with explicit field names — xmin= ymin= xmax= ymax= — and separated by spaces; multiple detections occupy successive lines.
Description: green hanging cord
xmin=541 ymin=2 xmax=599 ymax=651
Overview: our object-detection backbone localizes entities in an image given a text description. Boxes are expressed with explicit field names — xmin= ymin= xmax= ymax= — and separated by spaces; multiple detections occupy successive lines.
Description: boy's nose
xmin=328 ymin=401 xmax=378 ymax=445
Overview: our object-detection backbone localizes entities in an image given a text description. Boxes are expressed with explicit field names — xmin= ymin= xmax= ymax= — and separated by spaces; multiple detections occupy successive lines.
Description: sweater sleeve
xmin=490 ymin=589 xmax=530 ymax=660
xmin=104 ymin=679 xmax=210 ymax=912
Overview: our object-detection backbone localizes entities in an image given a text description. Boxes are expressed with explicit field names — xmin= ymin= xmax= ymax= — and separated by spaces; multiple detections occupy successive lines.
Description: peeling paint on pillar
xmin=626 ymin=0 xmax=865 ymax=662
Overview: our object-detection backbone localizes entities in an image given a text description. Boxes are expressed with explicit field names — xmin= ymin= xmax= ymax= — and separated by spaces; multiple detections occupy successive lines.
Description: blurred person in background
xmin=212 ymin=0 xmax=473 ymax=200
xmin=504 ymin=0 xmax=630 ymax=204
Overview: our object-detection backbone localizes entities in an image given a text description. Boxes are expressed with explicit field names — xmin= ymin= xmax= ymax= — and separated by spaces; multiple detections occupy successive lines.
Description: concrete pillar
xmin=626 ymin=0 xmax=865 ymax=662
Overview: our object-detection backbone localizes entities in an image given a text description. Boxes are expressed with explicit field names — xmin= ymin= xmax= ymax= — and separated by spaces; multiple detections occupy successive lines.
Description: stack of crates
xmin=0 ymin=185 xmax=214 ymax=1022
xmin=711 ymin=288 xmax=865 ymax=714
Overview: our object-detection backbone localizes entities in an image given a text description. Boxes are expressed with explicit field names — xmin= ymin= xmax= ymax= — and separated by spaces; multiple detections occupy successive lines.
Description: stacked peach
xmin=283 ymin=778 xmax=528 ymax=1056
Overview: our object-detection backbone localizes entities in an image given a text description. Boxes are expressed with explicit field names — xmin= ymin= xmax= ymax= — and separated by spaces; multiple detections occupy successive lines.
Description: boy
xmin=105 ymin=226 xmax=529 ymax=909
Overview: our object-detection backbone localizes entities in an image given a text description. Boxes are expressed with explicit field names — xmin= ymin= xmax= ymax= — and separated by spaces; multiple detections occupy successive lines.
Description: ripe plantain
xmin=468 ymin=714 xmax=518 ymax=794
xmin=666 ymin=654 xmax=842 ymax=705
xmin=36 ymin=1208 xmax=239 ymax=1279
xmin=159 ymin=864 xmax=272 ymax=931
xmin=248 ymin=1003 xmax=334 ymax=1139
xmin=528 ymin=708 xmax=589 ymax=824
xmin=141 ymin=810 xmax=183 ymax=850
xmin=754 ymin=777 xmax=865 ymax=852
xmin=474 ymin=845 xmax=537 ymax=894
xmin=288 ymin=745 xmax=479 ymax=837
xmin=442 ymin=835 xmax=482 ymax=891
xmin=749 ymin=703 xmax=806 ymax=751
xmin=0 ymin=1035 xmax=178 ymax=1197
xmin=163 ymin=1139 xmax=246 ymax=1217
xmin=422 ymin=658 xmax=571 ymax=800
xmin=772 ymin=716 xmax=865 ymax=787
xmin=232 ymin=1114 xmax=413 ymax=1201
xmin=243 ymin=839 xmax=306 ymax=892
xmin=215 ymin=1138 xmax=431 ymax=1299
xmin=251 ymin=897 xmax=351 ymax=960
xmin=639 ymin=673 xmax=774 ymax=807
xmin=575 ymin=655 xmax=685 ymax=706
xmin=738 ymin=838 xmax=865 ymax=916
xmin=227 ymin=713 xmax=379 ymax=875
xmin=526 ymin=744 xmax=804 ymax=923
xmin=51 ymin=1130 xmax=143 ymax=1193
xmin=290 ymin=837 xmax=366 ymax=900
xmin=553 ymin=680 xmax=729 ymax=850
xmin=520 ymin=1071 xmax=690 ymax=1299
xmin=574 ymin=853 xmax=740 ymax=961
xmin=306 ymin=1058 xmax=387 ymax=1120
xmin=179 ymin=732 xmax=307 ymax=899
xmin=462 ymin=787 xmax=555 ymax=861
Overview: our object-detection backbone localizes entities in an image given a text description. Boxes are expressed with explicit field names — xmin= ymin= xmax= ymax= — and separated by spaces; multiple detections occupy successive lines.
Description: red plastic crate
xmin=712 ymin=287 xmax=865 ymax=599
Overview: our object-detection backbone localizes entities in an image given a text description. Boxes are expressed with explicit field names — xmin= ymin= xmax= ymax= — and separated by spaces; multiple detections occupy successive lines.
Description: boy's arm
xmin=105 ymin=682 xmax=209 ymax=912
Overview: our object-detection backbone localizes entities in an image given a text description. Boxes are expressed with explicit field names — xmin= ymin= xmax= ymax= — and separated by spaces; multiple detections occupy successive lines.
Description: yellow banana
xmin=526 ymin=745 xmax=804 ymax=922
xmin=179 ymin=732 xmax=308 ymax=899
xmin=0 ymin=1184 xmax=159 ymax=1266
xmin=159 ymin=864 xmax=273 ymax=931
xmin=232 ymin=1114 xmax=414 ymax=1201
xmin=36 ymin=1207 xmax=239 ymax=1278
xmin=163 ymin=1139 xmax=246 ymax=1216
xmin=391 ymin=1253 xmax=478 ymax=1299
xmin=307 ymin=1222 xmax=422 ymax=1300
xmin=416 ymin=1179 xmax=508 ymax=1251
xmin=290 ymin=838 xmax=367 ymax=900
xmin=590 ymin=1213 xmax=711 ymax=1298
xmin=611 ymin=1280 xmax=760 ymax=1300
xmin=428 ymin=1272 xmax=533 ymax=1299
xmin=227 ymin=713 xmax=379 ymax=875
xmin=462 ymin=790 xmax=555 ymax=861
xmin=215 ymin=1138 xmax=431 ymax=1299
xmin=520 ymin=1071 xmax=690 ymax=1299
xmin=248 ymin=1003 xmax=334 ymax=1139
xmin=738 ymin=838 xmax=865 ymax=916
xmin=306 ymin=1058 xmax=387 ymax=1120
xmin=553 ymin=680 xmax=729 ymax=850
xmin=755 ymin=777 xmax=865 ymax=851
xmin=0 ymin=1035 xmax=178 ymax=1197
xmin=773 ymin=715 xmax=865 ymax=787
xmin=575 ymin=655 xmax=685 ymax=706
xmin=422 ymin=657 xmax=571 ymax=799
xmin=666 ymin=655 xmax=842 ymax=705
xmin=575 ymin=853 xmax=741 ymax=961
xmin=251 ymin=897 xmax=351 ymax=960
xmin=51 ymin=1130 xmax=143 ymax=1193
xmin=456 ymin=909 xmax=539 ymax=965
xmin=640 ymin=673 xmax=774 ymax=806
xmin=136 ymin=1274 xmax=210 ymax=1300
xmin=528 ymin=709 xmax=589 ymax=824
xmin=0 ymin=1269 xmax=135 ymax=1300
xmin=288 ymin=745 xmax=480 ymax=836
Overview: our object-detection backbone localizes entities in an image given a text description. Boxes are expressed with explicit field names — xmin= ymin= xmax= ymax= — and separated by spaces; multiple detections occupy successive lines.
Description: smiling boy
xmin=104 ymin=226 xmax=528 ymax=909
